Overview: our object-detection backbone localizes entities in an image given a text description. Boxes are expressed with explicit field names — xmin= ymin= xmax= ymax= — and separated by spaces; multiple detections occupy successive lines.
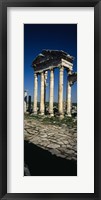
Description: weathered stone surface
xmin=24 ymin=117 xmax=77 ymax=160
xmin=47 ymin=144 xmax=60 ymax=148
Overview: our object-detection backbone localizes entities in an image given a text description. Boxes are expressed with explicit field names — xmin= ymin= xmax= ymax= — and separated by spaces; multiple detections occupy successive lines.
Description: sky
xmin=24 ymin=24 xmax=77 ymax=103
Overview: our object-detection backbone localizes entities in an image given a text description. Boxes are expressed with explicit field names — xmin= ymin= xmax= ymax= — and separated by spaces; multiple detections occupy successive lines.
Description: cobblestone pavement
xmin=24 ymin=117 xmax=77 ymax=161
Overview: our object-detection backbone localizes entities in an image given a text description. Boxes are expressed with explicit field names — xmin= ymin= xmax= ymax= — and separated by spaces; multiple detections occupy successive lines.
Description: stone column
xmin=44 ymin=71 xmax=48 ymax=114
xmin=33 ymin=73 xmax=38 ymax=114
xmin=24 ymin=101 xmax=27 ymax=113
xmin=28 ymin=95 xmax=32 ymax=113
xmin=67 ymin=71 xmax=72 ymax=116
xmin=40 ymin=71 xmax=45 ymax=115
xmin=24 ymin=91 xmax=27 ymax=113
xmin=49 ymin=68 xmax=54 ymax=116
xmin=58 ymin=66 xmax=64 ymax=118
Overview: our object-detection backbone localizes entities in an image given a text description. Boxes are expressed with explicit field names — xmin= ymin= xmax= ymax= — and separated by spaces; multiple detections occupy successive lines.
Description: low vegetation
xmin=24 ymin=113 xmax=77 ymax=129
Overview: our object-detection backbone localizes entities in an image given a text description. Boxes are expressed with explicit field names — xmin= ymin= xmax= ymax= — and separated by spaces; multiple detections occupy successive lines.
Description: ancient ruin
xmin=32 ymin=50 xmax=77 ymax=118
xmin=24 ymin=90 xmax=27 ymax=112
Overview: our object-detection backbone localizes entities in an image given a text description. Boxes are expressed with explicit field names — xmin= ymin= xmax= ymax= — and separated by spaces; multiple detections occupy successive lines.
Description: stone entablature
xmin=32 ymin=50 xmax=73 ymax=73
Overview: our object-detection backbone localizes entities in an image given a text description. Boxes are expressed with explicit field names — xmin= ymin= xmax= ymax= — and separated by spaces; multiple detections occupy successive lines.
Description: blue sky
xmin=24 ymin=24 xmax=77 ymax=103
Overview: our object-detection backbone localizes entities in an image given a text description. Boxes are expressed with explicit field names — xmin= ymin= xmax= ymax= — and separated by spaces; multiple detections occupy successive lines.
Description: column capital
xmin=68 ymin=72 xmax=77 ymax=86
xmin=50 ymin=67 xmax=54 ymax=71
xmin=34 ymin=72 xmax=38 ymax=78
xmin=68 ymin=70 xmax=72 ymax=75
xmin=44 ymin=70 xmax=48 ymax=78
xmin=59 ymin=65 xmax=64 ymax=71
xmin=40 ymin=70 xmax=44 ymax=74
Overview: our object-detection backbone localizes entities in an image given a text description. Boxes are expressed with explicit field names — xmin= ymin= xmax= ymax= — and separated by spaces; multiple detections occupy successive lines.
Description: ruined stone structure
xmin=24 ymin=90 xmax=28 ymax=112
xmin=32 ymin=50 xmax=77 ymax=117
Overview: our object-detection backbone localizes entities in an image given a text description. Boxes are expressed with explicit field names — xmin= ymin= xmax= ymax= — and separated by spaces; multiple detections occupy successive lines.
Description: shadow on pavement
xmin=24 ymin=140 xmax=77 ymax=176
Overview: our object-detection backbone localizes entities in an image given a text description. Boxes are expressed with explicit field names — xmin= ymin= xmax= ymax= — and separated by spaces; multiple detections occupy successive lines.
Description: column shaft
xmin=58 ymin=66 xmax=64 ymax=117
xmin=33 ymin=73 xmax=38 ymax=114
xmin=40 ymin=72 xmax=45 ymax=115
xmin=24 ymin=101 xmax=27 ymax=112
xmin=67 ymin=72 xmax=72 ymax=116
xmin=49 ymin=69 xmax=54 ymax=116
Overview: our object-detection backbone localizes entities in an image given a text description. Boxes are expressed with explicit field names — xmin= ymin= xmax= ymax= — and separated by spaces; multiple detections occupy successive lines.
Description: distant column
xmin=67 ymin=71 xmax=72 ymax=116
xmin=33 ymin=73 xmax=38 ymax=114
xmin=24 ymin=101 xmax=27 ymax=113
xmin=58 ymin=66 xmax=64 ymax=118
xmin=40 ymin=71 xmax=45 ymax=115
xmin=24 ymin=91 xmax=27 ymax=113
xmin=28 ymin=95 xmax=31 ymax=113
xmin=49 ymin=68 xmax=54 ymax=116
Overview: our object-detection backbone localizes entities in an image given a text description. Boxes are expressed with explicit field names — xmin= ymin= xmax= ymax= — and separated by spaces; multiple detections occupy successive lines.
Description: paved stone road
xmin=24 ymin=117 xmax=77 ymax=161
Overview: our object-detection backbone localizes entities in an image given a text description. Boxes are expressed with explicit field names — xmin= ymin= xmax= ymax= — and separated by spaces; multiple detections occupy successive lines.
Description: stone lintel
xmin=34 ymin=58 xmax=73 ymax=73
xmin=35 ymin=65 xmax=60 ymax=73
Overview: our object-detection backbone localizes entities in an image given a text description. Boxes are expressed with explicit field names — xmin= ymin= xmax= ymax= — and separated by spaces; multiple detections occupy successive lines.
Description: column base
xmin=66 ymin=113 xmax=72 ymax=117
xmin=24 ymin=111 xmax=29 ymax=114
xmin=31 ymin=112 xmax=37 ymax=116
xmin=59 ymin=114 xmax=64 ymax=119
xmin=49 ymin=113 xmax=54 ymax=117
xmin=33 ymin=111 xmax=37 ymax=115
xmin=39 ymin=112 xmax=44 ymax=116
